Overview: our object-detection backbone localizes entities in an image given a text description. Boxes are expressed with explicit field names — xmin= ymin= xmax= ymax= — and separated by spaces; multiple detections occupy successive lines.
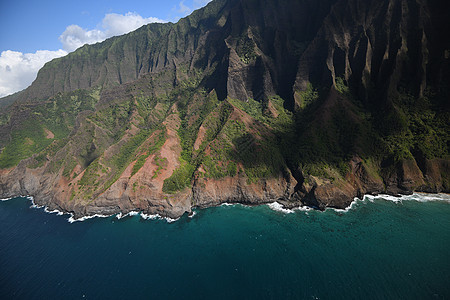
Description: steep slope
xmin=0 ymin=0 xmax=448 ymax=218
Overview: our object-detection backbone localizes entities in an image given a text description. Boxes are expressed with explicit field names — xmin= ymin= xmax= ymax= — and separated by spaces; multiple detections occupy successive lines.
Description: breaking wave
xmin=267 ymin=193 xmax=449 ymax=214
xmin=4 ymin=192 xmax=449 ymax=222
xmin=267 ymin=202 xmax=295 ymax=214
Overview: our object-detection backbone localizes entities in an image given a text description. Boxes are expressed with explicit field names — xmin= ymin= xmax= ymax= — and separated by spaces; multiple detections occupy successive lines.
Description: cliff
xmin=0 ymin=0 xmax=448 ymax=219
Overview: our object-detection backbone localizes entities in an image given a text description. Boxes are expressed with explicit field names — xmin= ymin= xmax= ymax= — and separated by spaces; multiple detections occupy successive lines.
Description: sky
xmin=0 ymin=0 xmax=211 ymax=97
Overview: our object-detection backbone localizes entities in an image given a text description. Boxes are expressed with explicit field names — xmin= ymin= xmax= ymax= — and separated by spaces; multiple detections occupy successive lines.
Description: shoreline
xmin=2 ymin=192 xmax=449 ymax=223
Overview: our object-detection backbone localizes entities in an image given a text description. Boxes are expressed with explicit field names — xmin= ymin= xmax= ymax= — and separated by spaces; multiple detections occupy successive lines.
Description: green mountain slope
xmin=0 ymin=0 xmax=448 ymax=218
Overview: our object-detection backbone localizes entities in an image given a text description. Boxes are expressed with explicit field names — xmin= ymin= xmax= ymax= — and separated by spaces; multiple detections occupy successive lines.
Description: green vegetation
xmin=89 ymin=100 xmax=133 ymax=140
xmin=296 ymin=83 xmax=319 ymax=109
xmin=227 ymin=98 xmax=263 ymax=121
xmin=131 ymin=155 xmax=148 ymax=177
xmin=162 ymin=160 xmax=195 ymax=193
xmin=114 ymin=129 xmax=152 ymax=170
xmin=130 ymin=129 xmax=167 ymax=176
xmin=152 ymin=155 xmax=168 ymax=178
xmin=335 ymin=77 xmax=349 ymax=95
xmin=0 ymin=119 xmax=52 ymax=168
xmin=197 ymin=98 xmax=288 ymax=183
xmin=236 ymin=35 xmax=257 ymax=64
xmin=0 ymin=88 xmax=99 ymax=169
xmin=0 ymin=18 xmax=447 ymax=200
xmin=177 ymin=88 xmax=219 ymax=162
xmin=62 ymin=158 xmax=78 ymax=178
xmin=378 ymin=90 xmax=450 ymax=162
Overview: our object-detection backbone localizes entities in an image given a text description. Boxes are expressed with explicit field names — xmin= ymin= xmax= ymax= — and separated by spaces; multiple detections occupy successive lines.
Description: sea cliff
xmin=0 ymin=0 xmax=449 ymax=218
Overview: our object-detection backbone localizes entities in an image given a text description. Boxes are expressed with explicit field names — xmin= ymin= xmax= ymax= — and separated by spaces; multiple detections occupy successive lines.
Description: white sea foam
xmin=1 ymin=195 xmax=33 ymax=202
xmin=322 ymin=193 xmax=449 ymax=214
xmin=164 ymin=217 xmax=180 ymax=223
xmin=188 ymin=211 xmax=197 ymax=218
xmin=294 ymin=206 xmax=314 ymax=212
xmin=3 ymin=192 xmax=448 ymax=223
xmin=265 ymin=193 xmax=449 ymax=216
xmin=267 ymin=202 xmax=295 ymax=214
xmin=68 ymin=213 xmax=111 ymax=223
xmin=29 ymin=197 xmax=44 ymax=209
xmin=364 ymin=194 xmax=403 ymax=203
xmin=139 ymin=212 xmax=180 ymax=223
xmin=326 ymin=197 xmax=361 ymax=213
xmin=363 ymin=193 xmax=450 ymax=204
xmin=44 ymin=207 xmax=64 ymax=216
xmin=140 ymin=213 xmax=159 ymax=220
xmin=116 ymin=211 xmax=140 ymax=219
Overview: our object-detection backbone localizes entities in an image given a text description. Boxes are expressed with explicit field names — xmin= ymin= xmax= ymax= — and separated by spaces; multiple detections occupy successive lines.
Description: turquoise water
xmin=1 ymin=196 xmax=449 ymax=299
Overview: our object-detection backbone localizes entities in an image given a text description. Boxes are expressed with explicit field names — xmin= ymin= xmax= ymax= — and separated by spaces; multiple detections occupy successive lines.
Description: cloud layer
xmin=59 ymin=12 xmax=165 ymax=52
xmin=1 ymin=12 xmax=164 ymax=98
xmin=175 ymin=0 xmax=212 ymax=16
xmin=0 ymin=49 xmax=67 ymax=97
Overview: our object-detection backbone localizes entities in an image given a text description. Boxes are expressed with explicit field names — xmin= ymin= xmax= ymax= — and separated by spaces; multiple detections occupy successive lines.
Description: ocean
xmin=1 ymin=194 xmax=449 ymax=299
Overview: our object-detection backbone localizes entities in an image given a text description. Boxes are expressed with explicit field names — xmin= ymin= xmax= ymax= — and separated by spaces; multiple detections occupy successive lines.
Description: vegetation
xmin=296 ymin=83 xmax=319 ymax=109
xmin=162 ymin=160 xmax=195 ymax=193
xmin=236 ymin=35 xmax=257 ymax=64
xmin=0 ymin=88 xmax=99 ymax=168
xmin=130 ymin=129 xmax=167 ymax=176
xmin=0 ymin=118 xmax=52 ymax=168
xmin=0 ymin=20 xmax=447 ymax=201
xmin=378 ymin=90 xmax=450 ymax=162
xmin=152 ymin=155 xmax=168 ymax=179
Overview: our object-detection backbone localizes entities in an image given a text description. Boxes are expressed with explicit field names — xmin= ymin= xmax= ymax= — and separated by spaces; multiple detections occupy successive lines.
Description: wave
xmin=140 ymin=212 xmax=179 ymax=223
xmin=0 ymin=195 xmax=34 ymax=202
xmin=294 ymin=206 xmax=314 ymax=212
xmin=68 ymin=214 xmax=111 ymax=223
xmin=220 ymin=202 xmax=251 ymax=208
xmin=116 ymin=211 xmax=139 ymax=219
xmin=3 ymin=192 xmax=448 ymax=222
xmin=267 ymin=202 xmax=295 ymax=214
xmin=364 ymin=192 xmax=450 ymax=204
xmin=267 ymin=193 xmax=449 ymax=215
xmin=325 ymin=197 xmax=361 ymax=213
xmin=44 ymin=207 xmax=64 ymax=216
xmin=164 ymin=217 xmax=180 ymax=223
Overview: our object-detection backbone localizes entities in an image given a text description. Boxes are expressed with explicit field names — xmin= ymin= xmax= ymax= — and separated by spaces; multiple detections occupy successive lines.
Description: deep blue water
xmin=1 ymin=195 xmax=449 ymax=299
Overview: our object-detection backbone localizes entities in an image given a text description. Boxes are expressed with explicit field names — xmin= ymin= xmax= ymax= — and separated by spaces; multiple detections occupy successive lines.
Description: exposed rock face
xmin=0 ymin=0 xmax=449 ymax=218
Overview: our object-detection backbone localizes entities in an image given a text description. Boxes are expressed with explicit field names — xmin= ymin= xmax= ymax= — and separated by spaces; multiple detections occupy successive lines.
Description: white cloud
xmin=59 ymin=12 xmax=165 ymax=52
xmin=103 ymin=13 xmax=164 ymax=36
xmin=58 ymin=25 xmax=105 ymax=53
xmin=173 ymin=0 xmax=212 ymax=21
xmin=0 ymin=11 xmax=184 ymax=97
xmin=194 ymin=0 xmax=212 ymax=7
xmin=0 ymin=49 xmax=67 ymax=97
xmin=0 ymin=12 xmax=165 ymax=97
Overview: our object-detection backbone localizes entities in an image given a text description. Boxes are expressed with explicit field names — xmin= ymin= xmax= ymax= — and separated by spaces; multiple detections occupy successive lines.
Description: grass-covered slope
xmin=0 ymin=0 xmax=448 ymax=217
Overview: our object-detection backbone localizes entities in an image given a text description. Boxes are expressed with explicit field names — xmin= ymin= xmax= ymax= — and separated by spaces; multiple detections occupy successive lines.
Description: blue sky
xmin=0 ymin=0 xmax=211 ymax=97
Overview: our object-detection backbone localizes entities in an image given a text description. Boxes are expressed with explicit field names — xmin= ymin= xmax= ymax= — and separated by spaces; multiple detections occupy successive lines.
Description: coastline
xmin=2 ymin=191 xmax=449 ymax=224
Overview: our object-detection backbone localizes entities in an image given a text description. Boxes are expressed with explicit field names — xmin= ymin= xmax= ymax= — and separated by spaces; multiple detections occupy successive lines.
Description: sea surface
xmin=1 ymin=194 xmax=449 ymax=299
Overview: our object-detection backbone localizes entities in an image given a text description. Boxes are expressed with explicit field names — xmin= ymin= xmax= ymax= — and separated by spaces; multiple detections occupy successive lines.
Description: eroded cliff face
xmin=0 ymin=0 xmax=449 ymax=218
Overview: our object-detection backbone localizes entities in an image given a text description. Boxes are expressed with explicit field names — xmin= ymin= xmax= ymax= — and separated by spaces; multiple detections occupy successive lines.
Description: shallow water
xmin=1 ymin=195 xmax=449 ymax=299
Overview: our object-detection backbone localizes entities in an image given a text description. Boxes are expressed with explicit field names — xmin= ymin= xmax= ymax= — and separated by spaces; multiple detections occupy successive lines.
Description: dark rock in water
xmin=0 ymin=0 xmax=449 ymax=217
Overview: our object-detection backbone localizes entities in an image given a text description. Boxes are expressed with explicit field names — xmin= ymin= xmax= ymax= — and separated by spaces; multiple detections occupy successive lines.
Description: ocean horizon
xmin=1 ymin=194 xmax=449 ymax=299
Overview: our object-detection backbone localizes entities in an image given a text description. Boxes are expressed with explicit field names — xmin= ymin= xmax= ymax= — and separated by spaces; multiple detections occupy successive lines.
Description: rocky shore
xmin=1 ymin=154 xmax=447 ymax=220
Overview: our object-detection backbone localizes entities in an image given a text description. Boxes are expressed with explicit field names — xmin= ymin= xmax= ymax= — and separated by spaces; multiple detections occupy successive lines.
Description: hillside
xmin=0 ymin=0 xmax=449 ymax=219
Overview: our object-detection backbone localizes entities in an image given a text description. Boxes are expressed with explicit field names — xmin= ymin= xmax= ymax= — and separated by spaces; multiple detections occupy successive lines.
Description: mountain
xmin=0 ymin=0 xmax=449 ymax=219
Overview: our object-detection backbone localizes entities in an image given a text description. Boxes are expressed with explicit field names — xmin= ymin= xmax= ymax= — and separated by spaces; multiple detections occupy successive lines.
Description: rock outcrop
xmin=0 ymin=0 xmax=448 ymax=218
